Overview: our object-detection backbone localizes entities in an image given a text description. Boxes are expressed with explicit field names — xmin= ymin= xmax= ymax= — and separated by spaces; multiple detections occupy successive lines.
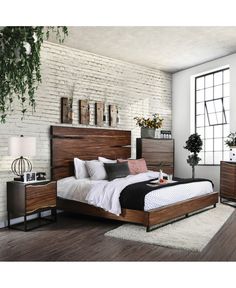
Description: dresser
xmin=220 ymin=161 xmax=236 ymax=206
xmin=136 ymin=138 xmax=174 ymax=175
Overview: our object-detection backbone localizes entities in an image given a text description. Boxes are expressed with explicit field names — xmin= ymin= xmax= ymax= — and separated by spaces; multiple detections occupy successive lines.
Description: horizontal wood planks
xmin=57 ymin=192 xmax=218 ymax=231
xmin=220 ymin=161 xmax=236 ymax=200
xmin=136 ymin=138 xmax=174 ymax=175
xmin=1 ymin=207 xmax=236 ymax=261
xmin=51 ymin=126 xmax=131 ymax=180
xmin=140 ymin=139 xmax=173 ymax=153
xmin=57 ymin=198 xmax=148 ymax=225
xmin=148 ymin=192 xmax=218 ymax=227
xmin=26 ymin=182 xmax=56 ymax=213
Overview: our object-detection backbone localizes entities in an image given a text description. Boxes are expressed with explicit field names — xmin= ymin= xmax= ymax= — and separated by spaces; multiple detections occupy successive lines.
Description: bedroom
xmin=1 ymin=0 xmax=236 ymax=286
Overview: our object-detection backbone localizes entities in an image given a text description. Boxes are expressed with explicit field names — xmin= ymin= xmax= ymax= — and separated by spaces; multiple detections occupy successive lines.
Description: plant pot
xmin=141 ymin=127 xmax=156 ymax=138
xmin=229 ymin=146 xmax=236 ymax=162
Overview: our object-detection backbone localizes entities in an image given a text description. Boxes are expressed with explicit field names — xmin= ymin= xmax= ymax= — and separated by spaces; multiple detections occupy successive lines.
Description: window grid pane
xmin=195 ymin=68 xmax=230 ymax=165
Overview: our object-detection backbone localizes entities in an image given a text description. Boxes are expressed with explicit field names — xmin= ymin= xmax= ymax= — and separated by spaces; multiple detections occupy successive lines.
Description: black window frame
xmin=194 ymin=67 xmax=230 ymax=166
xmin=205 ymin=97 xmax=227 ymax=126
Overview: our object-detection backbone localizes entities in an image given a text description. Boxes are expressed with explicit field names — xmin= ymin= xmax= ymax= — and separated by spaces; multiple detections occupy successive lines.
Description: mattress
xmin=57 ymin=171 xmax=213 ymax=215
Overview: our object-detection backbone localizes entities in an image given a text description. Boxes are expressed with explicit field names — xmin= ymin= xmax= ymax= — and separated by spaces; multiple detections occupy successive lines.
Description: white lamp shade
xmin=8 ymin=136 xmax=36 ymax=157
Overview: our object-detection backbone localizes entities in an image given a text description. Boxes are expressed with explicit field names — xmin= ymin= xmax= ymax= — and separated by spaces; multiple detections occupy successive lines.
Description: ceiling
xmin=48 ymin=27 xmax=236 ymax=73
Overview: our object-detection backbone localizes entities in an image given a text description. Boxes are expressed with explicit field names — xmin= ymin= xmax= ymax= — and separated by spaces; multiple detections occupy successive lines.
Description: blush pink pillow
xmin=117 ymin=158 xmax=148 ymax=175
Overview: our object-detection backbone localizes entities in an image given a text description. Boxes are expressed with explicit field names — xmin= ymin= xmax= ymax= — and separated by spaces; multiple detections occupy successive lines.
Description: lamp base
xmin=13 ymin=176 xmax=24 ymax=182
xmin=11 ymin=157 xmax=32 ymax=182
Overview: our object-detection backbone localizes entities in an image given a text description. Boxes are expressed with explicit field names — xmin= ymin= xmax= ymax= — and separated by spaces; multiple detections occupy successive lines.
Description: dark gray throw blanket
xmin=119 ymin=177 xmax=214 ymax=211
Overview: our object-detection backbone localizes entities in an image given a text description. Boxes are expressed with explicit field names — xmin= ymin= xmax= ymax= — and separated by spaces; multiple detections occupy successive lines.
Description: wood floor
xmin=1 ymin=209 xmax=236 ymax=261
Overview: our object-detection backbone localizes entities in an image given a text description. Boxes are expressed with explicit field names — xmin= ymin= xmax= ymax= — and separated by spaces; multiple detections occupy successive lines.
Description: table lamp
xmin=8 ymin=135 xmax=36 ymax=181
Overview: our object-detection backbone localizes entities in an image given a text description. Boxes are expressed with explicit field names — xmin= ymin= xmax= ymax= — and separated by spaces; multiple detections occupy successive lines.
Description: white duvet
xmin=57 ymin=171 xmax=214 ymax=216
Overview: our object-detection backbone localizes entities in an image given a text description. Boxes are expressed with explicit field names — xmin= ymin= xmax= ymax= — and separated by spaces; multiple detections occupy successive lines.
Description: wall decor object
xmin=117 ymin=108 xmax=120 ymax=124
xmin=61 ymin=97 xmax=73 ymax=124
xmin=95 ymin=102 xmax=104 ymax=126
xmin=79 ymin=99 xmax=90 ymax=125
xmin=103 ymin=103 xmax=107 ymax=122
xmin=0 ymin=26 xmax=68 ymax=123
xmin=109 ymin=105 xmax=118 ymax=127
xmin=8 ymin=135 xmax=36 ymax=181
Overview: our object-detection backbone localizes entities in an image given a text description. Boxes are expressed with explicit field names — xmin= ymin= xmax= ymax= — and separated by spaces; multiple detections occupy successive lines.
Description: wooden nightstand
xmin=7 ymin=180 xmax=57 ymax=231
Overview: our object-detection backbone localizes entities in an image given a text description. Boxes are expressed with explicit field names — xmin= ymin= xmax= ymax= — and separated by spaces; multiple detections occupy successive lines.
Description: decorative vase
xmin=141 ymin=127 xmax=156 ymax=138
xmin=229 ymin=146 xmax=236 ymax=162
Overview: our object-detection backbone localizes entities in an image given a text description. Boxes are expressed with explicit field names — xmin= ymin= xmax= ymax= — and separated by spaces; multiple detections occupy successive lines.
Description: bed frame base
xmin=57 ymin=192 xmax=218 ymax=232
xmin=146 ymin=202 xmax=217 ymax=232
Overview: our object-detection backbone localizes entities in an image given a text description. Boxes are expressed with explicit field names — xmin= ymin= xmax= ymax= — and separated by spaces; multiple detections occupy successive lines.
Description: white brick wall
xmin=0 ymin=41 xmax=172 ymax=224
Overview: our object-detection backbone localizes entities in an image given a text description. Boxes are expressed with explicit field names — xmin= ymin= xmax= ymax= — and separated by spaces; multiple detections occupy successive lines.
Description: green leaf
xmin=0 ymin=26 xmax=68 ymax=122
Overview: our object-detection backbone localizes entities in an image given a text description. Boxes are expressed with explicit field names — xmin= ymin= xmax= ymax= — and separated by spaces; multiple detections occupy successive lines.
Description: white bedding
xmin=57 ymin=176 xmax=104 ymax=203
xmin=57 ymin=171 xmax=213 ymax=215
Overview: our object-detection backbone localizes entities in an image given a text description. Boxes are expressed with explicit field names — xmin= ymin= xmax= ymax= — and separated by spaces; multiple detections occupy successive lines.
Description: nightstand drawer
xmin=26 ymin=182 xmax=56 ymax=213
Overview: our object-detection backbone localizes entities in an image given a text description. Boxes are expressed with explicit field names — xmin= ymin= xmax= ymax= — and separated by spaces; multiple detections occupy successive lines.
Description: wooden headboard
xmin=50 ymin=126 xmax=131 ymax=181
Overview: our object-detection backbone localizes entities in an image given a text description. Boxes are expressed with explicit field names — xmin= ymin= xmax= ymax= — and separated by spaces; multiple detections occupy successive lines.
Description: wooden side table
xmin=7 ymin=180 xmax=57 ymax=231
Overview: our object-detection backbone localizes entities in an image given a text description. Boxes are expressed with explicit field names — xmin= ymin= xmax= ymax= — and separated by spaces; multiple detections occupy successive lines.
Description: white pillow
xmin=85 ymin=160 xmax=107 ymax=180
xmin=98 ymin=156 xmax=117 ymax=163
xmin=74 ymin=158 xmax=89 ymax=179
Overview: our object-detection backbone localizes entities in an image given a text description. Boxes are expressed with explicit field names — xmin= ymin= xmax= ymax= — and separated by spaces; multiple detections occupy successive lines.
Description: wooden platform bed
xmin=51 ymin=126 xmax=218 ymax=232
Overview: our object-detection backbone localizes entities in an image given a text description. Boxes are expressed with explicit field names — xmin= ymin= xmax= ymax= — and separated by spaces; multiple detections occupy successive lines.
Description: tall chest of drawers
xmin=136 ymin=138 xmax=174 ymax=175
xmin=220 ymin=161 xmax=236 ymax=206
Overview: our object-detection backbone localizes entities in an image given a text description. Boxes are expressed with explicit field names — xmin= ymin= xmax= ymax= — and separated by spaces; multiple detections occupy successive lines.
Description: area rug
xmin=105 ymin=204 xmax=234 ymax=252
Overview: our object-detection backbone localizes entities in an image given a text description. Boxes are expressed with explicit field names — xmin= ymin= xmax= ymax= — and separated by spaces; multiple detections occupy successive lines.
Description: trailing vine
xmin=0 ymin=26 xmax=68 ymax=123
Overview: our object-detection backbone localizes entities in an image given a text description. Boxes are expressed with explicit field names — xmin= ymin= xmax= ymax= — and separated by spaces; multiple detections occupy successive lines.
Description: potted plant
xmin=225 ymin=132 xmax=236 ymax=161
xmin=225 ymin=132 xmax=236 ymax=147
xmin=134 ymin=113 xmax=163 ymax=138
xmin=184 ymin=133 xmax=203 ymax=179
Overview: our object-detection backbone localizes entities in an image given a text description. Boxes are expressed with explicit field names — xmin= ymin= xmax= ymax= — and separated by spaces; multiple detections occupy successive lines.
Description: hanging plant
xmin=0 ymin=26 xmax=68 ymax=123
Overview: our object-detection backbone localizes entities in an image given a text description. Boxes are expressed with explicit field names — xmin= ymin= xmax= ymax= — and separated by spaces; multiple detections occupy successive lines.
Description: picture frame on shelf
xmin=23 ymin=172 xmax=37 ymax=183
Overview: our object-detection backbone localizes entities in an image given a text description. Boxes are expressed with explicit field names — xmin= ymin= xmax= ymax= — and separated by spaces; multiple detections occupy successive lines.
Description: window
xmin=195 ymin=67 xmax=230 ymax=165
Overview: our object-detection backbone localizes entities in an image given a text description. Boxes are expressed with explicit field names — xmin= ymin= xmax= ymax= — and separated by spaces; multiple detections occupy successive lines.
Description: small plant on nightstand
xmin=184 ymin=133 xmax=203 ymax=179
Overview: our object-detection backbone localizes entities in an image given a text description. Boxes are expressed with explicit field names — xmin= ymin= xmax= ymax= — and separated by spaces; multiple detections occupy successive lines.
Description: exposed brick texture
xmin=0 ymin=41 xmax=171 ymax=223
